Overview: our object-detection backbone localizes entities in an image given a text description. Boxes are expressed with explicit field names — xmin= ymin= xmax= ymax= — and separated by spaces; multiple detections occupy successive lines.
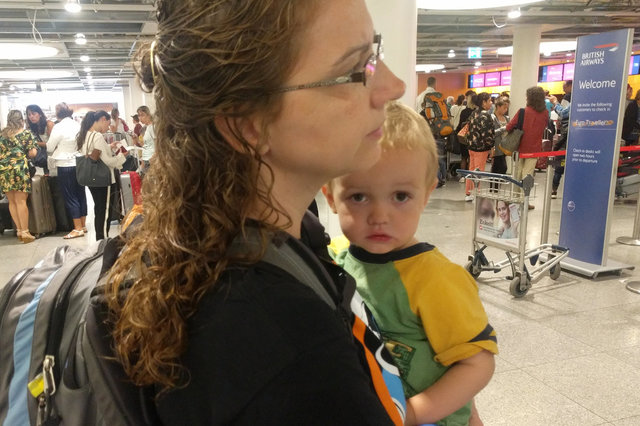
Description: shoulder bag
xmin=499 ymin=108 xmax=525 ymax=156
xmin=76 ymin=133 xmax=111 ymax=187
xmin=457 ymin=121 xmax=470 ymax=146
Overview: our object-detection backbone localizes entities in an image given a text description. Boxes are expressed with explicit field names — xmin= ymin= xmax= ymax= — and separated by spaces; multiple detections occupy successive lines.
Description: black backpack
xmin=0 ymin=218 xmax=342 ymax=426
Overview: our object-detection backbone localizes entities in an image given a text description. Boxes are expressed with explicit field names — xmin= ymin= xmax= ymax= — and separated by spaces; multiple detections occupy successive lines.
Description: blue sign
xmin=468 ymin=47 xmax=482 ymax=59
xmin=559 ymin=29 xmax=633 ymax=265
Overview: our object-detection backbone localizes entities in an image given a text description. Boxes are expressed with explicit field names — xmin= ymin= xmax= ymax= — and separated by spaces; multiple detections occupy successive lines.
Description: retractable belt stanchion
xmin=617 ymin=191 xmax=640 ymax=294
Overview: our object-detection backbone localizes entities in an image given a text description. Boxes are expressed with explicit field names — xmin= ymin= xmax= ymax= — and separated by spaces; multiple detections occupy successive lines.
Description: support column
xmin=509 ymin=25 xmax=541 ymax=112
xmin=0 ymin=95 xmax=8 ymax=128
xmin=125 ymin=78 xmax=152 ymax=115
xmin=365 ymin=0 xmax=417 ymax=108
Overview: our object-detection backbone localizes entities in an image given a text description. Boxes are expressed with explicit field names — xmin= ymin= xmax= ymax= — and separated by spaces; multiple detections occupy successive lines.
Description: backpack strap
xmin=231 ymin=226 xmax=339 ymax=309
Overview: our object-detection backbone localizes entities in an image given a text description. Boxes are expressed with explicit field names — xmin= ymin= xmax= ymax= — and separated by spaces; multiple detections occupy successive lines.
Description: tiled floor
xmin=1 ymin=170 xmax=639 ymax=425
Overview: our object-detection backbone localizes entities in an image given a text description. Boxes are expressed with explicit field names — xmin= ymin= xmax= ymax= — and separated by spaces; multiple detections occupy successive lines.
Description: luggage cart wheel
xmin=549 ymin=264 xmax=561 ymax=280
xmin=465 ymin=261 xmax=481 ymax=279
xmin=509 ymin=276 xmax=530 ymax=298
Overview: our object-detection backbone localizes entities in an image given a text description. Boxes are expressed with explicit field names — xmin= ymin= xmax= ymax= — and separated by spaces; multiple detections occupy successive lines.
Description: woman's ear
xmin=214 ymin=115 xmax=269 ymax=155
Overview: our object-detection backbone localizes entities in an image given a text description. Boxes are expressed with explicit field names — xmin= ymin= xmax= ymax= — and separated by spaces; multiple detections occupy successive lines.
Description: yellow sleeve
xmin=397 ymin=250 xmax=498 ymax=367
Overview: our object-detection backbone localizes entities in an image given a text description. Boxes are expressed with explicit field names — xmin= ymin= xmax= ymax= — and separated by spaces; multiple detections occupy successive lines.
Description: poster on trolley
xmin=558 ymin=28 xmax=633 ymax=267
xmin=475 ymin=197 xmax=522 ymax=248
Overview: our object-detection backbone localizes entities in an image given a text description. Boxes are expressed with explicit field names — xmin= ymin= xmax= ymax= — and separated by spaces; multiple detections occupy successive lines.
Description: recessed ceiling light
xmin=0 ymin=43 xmax=58 ymax=60
xmin=442 ymin=70 xmax=447 ymax=73
xmin=80 ymin=55 xmax=90 ymax=62
xmin=417 ymin=0 xmax=542 ymax=10
xmin=448 ymin=50 xmax=456 ymax=58
xmin=83 ymin=67 xmax=91 ymax=72
xmin=475 ymin=61 xmax=482 ymax=66
xmin=507 ymin=8 xmax=521 ymax=19
xmin=65 ymin=0 xmax=82 ymax=13
xmin=74 ymin=33 xmax=87 ymax=45
xmin=0 ymin=70 xmax=75 ymax=80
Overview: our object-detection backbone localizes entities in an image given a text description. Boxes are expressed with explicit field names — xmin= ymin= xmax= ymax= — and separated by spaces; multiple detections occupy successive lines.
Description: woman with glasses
xmin=105 ymin=0 xmax=406 ymax=424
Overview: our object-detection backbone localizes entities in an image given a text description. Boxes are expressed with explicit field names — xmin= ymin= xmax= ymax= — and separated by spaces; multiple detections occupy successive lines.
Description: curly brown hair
xmin=526 ymin=86 xmax=547 ymax=112
xmin=106 ymin=0 xmax=320 ymax=394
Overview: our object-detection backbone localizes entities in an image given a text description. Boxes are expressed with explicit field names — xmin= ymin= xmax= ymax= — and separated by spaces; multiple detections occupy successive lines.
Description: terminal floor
xmin=1 ymin=171 xmax=640 ymax=425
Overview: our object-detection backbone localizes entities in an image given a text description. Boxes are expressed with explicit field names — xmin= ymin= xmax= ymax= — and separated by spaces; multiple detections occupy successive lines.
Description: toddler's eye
xmin=393 ymin=192 xmax=411 ymax=203
xmin=349 ymin=193 xmax=367 ymax=203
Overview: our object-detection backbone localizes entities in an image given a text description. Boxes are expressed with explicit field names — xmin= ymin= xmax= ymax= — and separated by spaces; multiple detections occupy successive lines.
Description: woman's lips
xmin=367 ymin=126 xmax=383 ymax=139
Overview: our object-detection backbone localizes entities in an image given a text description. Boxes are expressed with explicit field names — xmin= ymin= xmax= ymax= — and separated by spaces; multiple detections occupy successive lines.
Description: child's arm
xmin=406 ymin=349 xmax=495 ymax=425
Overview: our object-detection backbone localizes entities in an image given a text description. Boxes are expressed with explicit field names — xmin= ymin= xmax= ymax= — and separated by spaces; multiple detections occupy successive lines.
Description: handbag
xmin=499 ymin=108 xmax=525 ymax=156
xmin=76 ymin=133 xmax=111 ymax=187
xmin=457 ymin=122 xmax=470 ymax=146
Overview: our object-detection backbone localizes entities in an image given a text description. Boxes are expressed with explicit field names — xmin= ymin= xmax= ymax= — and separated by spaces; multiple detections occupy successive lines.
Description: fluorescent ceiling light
xmin=417 ymin=0 xmax=542 ymax=10
xmin=497 ymin=40 xmax=577 ymax=55
xmin=0 ymin=70 xmax=75 ymax=80
xmin=416 ymin=64 xmax=445 ymax=73
xmin=65 ymin=0 xmax=82 ymax=13
xmin=0 ymin=43 xmax=59 ymax=60
xmin=44 ymin=82 xmax=85 ymax=89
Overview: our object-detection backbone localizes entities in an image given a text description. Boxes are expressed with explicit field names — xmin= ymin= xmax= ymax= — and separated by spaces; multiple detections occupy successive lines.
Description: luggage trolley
xmin=457 ymin=170 xmax=569 ymax=297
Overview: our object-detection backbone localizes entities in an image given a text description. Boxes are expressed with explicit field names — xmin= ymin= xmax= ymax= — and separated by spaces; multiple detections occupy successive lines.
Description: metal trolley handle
xmin=456 ymin=169 xmax=535 ymax=196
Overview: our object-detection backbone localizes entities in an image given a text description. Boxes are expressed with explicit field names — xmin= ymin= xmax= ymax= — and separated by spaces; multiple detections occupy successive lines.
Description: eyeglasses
xmin=277 ymin=34 xmax=383 ymax=93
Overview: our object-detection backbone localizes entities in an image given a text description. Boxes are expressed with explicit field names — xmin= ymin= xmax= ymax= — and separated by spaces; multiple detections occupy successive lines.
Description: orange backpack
xmin=420 ymin=91 xmax=454 ymax=137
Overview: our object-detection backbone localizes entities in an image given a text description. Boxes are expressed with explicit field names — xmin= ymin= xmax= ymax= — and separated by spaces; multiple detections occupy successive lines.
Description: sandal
xmin=63 ymin=229 xmax=85 ymax=239
xmin=82 ymin=227 xmax=88 ymax=233
xmin=19 ymin=230 xmax=36 ymax=244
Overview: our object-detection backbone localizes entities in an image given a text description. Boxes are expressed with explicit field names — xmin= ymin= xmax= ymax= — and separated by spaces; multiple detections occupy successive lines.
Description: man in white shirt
xmin=414 ymin=76 xmax=437 ymax=112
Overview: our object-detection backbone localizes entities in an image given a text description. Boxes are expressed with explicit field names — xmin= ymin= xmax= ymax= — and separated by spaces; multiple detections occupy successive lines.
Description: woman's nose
xmin=370 ymin=61 xmax=405 ymax=109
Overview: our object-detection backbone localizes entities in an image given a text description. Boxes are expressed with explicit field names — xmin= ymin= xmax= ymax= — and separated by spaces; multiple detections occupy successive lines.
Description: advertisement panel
xmin=563 ymin=62 xmax=575 ymax=80
xmin=484 ymin=72 xmax=500 ymax=87
xmin=547 ymin=64 xmax=564 ymax=82
xmin=558 ymin=29 xmax=632 ymax=265
xmin=500 ymin=70 xmax=511 ymax=86
xmin=475 ymin=197 xmax=521 ymax=248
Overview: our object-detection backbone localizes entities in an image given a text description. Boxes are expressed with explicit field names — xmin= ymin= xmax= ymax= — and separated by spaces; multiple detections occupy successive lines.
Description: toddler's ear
xmin=321 ymin=185 xmax=338 ymax=213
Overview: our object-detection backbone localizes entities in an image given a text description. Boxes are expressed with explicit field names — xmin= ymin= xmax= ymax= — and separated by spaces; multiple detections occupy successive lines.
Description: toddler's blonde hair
xmin=379 ymin=101 xmax=438 ymax=187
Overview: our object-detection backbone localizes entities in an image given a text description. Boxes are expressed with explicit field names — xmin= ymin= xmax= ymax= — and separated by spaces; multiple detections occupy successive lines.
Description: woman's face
xmin=496 ymin=103 xmax=509 ymax=116
xmin=138 ymin=110 xmax=151 ymax=125
xmin=482 ymin=98 xmax=492 ymax=110
xmin=263 ymin=0 xmax=405 ymax=187
xmin=497 ymin=201 xmax=510 ymax=223
xmin=27 ymin=110 xmax=41 ymax=124
xmin=95 ymin=116 xmax=110 ymax=133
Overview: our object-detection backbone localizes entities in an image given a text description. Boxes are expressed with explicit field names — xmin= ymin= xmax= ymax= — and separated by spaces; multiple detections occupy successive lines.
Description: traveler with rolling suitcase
xmin=0 ymin=110 xmax=39 ymax=243
xmin=47 ymin=102 xmax=88 ymax=239
xmin=77 ymin=111 xmax=126 ymax=240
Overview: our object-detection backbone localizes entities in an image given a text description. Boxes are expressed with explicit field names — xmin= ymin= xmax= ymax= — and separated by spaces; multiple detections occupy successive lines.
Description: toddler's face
xmin=324 ymin=148 xmax=433 ymax=254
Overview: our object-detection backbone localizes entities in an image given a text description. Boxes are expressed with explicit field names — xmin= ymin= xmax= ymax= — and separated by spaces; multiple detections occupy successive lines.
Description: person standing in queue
xmin=77 ymin=110 xmax=125 ymax=240
xmin=104 ymin=0 xmax=410 ymax=424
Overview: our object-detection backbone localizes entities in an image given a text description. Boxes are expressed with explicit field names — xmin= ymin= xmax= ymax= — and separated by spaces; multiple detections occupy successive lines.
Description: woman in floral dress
xmin=0 ymin=110 xmax=38 ymax=243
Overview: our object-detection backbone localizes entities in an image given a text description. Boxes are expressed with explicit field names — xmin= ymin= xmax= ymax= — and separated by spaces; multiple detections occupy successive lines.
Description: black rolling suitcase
xmin=28 ymin=175 xmax=57 ymax=237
